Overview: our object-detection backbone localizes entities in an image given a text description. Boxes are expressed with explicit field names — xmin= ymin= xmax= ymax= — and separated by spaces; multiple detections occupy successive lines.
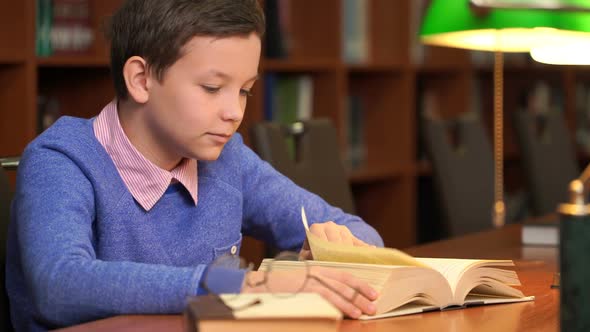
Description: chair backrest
xmin=512 ymin=111 xmax=579 ymax=216
xmin=422 ymin=113 xmax=496 ymax=237
xmin=251 ymin=119 xmax=356 ymax=214
xmin=0 ymin=166 xmax=13 ymax=331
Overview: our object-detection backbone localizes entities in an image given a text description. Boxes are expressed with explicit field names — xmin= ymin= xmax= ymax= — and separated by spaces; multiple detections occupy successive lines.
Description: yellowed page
xmin=260 ymin=258 xmax=402 ymax=291
xmin=301 ymin=207 xmax=428 ymax=267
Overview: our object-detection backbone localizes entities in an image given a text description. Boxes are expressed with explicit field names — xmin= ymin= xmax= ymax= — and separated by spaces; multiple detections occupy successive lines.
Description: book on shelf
xmin=262 ymin=74 xmax=314 ymax=159
xmin=36 ymin=0 xmax=94 ymax=57
xmin=258 ymin=207 xmax=535 ymax=320
xmin=345 ymin=94 xmax=366 ymax=169
xmin=341 ymin=0 xmax=368 ymax=63
xmin=184 ymin=293 xmax=341 ymax=332
xmin=415 ymin=85 xmax=440 ymax=161
xmin=263 ymin=0 xmax=291 ymax=59
xmin=263 ymin=74 xmax=314 ymax=123
xmin=36 ymin=0 xmax=53 ymax=56
xmin=263 ymin=73 xmax=278 ymax=121
xmin=521 ymin=214 xmax=559 ymax=246
xmin=51 ymin=0 xmax=94 ymax=55
xmin=409 ymin=0 xmax=428 ymax=65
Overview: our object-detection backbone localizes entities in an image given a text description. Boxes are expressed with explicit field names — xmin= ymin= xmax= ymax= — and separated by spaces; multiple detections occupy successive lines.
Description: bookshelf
xmin=1 ymin=0 xmax=586 ymax=262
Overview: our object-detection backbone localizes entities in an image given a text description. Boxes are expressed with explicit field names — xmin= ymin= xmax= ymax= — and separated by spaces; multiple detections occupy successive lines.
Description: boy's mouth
xmin=209 ymin=132 xmax=232 ymax=138
xmin=207 ymin=132 xmax=232 ymax=144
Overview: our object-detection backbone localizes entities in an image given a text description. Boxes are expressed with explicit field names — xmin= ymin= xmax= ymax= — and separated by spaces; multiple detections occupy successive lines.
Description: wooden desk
xmin=56 ymin=224 xmax=558 ymax=332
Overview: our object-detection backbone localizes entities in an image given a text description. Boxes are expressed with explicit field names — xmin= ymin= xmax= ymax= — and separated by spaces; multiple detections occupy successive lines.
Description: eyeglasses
xmin=185 ymin=251 xmax=360 ymax=325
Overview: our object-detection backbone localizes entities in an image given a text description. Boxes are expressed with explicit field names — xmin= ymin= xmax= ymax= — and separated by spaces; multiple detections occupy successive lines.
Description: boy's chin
xmin=191 ymin=147 xmax=224 ymax=161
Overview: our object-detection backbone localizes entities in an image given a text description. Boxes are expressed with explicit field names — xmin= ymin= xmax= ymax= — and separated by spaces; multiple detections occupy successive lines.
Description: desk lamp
xmin=524 ymin=4 xmax=590 ymax=330
xmin=420 ymin=0 xmax=590 ymax=229
xmin=530 ymin=0 xmax=590 ymax=65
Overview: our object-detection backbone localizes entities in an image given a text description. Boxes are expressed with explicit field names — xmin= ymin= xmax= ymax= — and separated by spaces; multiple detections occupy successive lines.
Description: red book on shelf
xmin=50 ymin=0 xmax=94 ymax=55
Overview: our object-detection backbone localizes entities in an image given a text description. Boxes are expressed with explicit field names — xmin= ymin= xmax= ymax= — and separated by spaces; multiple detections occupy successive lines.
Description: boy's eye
xmin=240 ymin=89 xmax=253 ymax=97
xmin=202 ymin=85 xmax=220 ymax=94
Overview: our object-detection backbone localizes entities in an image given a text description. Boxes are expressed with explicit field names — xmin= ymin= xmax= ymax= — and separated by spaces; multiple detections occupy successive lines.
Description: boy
xmin=6 ymin=0 xmax=384 ymax=330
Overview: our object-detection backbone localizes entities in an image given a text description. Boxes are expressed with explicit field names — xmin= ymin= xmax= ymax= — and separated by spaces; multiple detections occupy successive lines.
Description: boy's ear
xmin=123 ymin=56 xmax=150 ymax=104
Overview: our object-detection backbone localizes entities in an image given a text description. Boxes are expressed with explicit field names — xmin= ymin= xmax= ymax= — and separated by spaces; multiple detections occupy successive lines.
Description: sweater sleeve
xmin=236 ymin=135 xmax=384 ymax=251
xmin=12 ymin=146 xmax=243 ymax=327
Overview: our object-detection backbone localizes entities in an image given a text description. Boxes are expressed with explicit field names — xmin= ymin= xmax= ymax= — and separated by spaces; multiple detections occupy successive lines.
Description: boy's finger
xmin=324 ymin=225 xmax=344 ymax=243
xmin=309 ymin=275 xmax=375 ymax=318
xmin=319 ymin=269 xmax=379 ymax=301
xmin=314 ymin=284 xmax=362 ymax=318
xmin=337 ymin=228 xmax=355 ymax=246
xmin=351 ymin=236 xmax=371 ymax=247
xmin=309 ymin=225 xmax=329 ymax=241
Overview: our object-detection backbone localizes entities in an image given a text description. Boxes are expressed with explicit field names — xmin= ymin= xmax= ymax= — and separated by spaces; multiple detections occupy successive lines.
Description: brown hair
xmin=106 ymin=0 xmax=265 ymax=100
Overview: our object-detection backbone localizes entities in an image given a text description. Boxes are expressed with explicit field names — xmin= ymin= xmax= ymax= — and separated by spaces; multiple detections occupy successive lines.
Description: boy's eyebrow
xmin=246 ymin=74 xmax=260 ymax=83
xmin=208 ymin=70 xmax=259 ymax=83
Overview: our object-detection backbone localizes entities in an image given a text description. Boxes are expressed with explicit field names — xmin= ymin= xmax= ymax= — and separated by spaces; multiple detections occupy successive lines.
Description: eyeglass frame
xmin=196 ymin=251 xmax=361 ymax=313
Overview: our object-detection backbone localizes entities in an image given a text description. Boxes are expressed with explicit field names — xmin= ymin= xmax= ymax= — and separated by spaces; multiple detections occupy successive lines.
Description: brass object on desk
xmin=558 ymin=167 xmax=590 ymax=332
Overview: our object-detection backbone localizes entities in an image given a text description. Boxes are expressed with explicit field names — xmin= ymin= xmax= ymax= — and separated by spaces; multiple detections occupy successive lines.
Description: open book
xmin=185 ymin=293 xmax=341 ymax=332
xmin=258 ymin=208 xmax=534 ymax=320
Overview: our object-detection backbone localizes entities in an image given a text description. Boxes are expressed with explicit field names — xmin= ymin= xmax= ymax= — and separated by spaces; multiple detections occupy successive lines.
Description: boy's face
xmin=144 ymin=32 xmax=261 ymax=161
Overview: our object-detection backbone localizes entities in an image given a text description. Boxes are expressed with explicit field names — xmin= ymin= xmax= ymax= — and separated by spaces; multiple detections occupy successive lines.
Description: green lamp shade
xmin=530 ymin=11 xmax=590 ymax=65
xmin=531 ymin=34 xmax=590 ymax=65
xmin=420 ymin=0 xmax=590 ymax=53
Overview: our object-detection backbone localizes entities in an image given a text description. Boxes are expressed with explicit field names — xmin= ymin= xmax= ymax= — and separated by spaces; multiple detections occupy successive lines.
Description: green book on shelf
xmin=36 ymin=0 xmax=53 ymax=56
xmin=274 ymin=76 xmax=300 ymax=159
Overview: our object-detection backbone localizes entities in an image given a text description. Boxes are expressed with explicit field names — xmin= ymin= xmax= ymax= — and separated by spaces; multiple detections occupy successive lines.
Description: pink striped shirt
xmin=93 ymin=101 xmax=198 ymax=211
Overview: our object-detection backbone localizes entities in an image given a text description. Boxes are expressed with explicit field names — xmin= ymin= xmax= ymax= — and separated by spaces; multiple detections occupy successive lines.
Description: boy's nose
xmin=221 ymin=96 xmax=245 ymax=122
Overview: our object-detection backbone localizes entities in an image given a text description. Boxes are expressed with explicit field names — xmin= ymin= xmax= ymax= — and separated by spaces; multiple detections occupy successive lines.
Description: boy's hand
xmin=298 ymin=221 xmax=373 ymax=260
xmin=242 ymin=267 xmax=379 ymax=318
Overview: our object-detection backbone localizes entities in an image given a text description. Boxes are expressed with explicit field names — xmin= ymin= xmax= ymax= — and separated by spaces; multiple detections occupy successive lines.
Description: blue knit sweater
xmin=6 ymin=116 xmax=383 ymax=331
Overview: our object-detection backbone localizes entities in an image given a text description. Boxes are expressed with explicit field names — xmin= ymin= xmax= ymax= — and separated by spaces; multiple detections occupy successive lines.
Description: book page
xmin=307 ymin=230 xmax=429 ymax=267
xmin=416 ymin=258 xmax=483 ymax=295
xmin=259 ymin=259 xmax=398 ymax=291
xmin=417 ymin=258 xmax=522 ymax=303
xmin=301 ymin=207 xmax=428 ymax=267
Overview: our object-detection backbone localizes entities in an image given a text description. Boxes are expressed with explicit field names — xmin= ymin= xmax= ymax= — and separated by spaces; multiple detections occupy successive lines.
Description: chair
xmin=512 ymin=111 xmax=579 ymax=216
xmin=422 ymin=113 xmax=526 ymax=238
xmin=250 ymin=119 xmax=356 ymax=214
xmin=0 ymin=156 xmax=18 ymax=331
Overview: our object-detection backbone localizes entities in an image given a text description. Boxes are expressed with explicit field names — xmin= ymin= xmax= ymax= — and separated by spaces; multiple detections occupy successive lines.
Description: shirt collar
xmin=93 ymin=101 xmax=198 ymax=211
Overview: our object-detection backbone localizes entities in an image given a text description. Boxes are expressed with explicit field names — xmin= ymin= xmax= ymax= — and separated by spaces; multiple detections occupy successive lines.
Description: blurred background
xmin=1 ymin=0 xmax=588 ymax=262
